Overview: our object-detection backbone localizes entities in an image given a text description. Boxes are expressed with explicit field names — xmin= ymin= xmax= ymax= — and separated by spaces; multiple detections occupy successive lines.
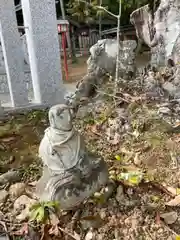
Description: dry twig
xmin=151 ymin=182 xmax=176 ymax=198
xmin=96 ymin=89 xmax=130 ymax=103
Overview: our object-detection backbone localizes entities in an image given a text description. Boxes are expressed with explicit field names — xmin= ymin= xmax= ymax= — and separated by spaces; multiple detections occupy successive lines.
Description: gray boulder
xmin=130 ymin=0 xmax=180 ymax=67
xmin=87 ymin=39 xmax=137 ymax=78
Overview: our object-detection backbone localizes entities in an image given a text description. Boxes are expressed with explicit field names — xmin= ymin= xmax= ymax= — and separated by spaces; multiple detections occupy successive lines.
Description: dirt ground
xmin=2 ymin=69 xmax=180 ymax=239
xmin=2 ymin=52 xmax=177 ymax=240
xmin=61 ymin=55 xmax=88 ymax=83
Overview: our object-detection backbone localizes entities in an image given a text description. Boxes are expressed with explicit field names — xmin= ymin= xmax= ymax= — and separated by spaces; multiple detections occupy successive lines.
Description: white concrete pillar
xmin=0 ymin=0 xmax=29 ymax=107
xmin=21 ymin=0 xmax=65 ymax=105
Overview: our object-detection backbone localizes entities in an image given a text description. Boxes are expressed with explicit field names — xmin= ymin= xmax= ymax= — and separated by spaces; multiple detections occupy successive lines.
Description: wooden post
xmin=60 ymin=25 xmax=68 ymax=81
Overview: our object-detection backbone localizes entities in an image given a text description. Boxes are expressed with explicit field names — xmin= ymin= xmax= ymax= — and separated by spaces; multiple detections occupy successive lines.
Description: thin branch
xmin=114 ymin=0 xmax=122 ymax=92
xmin=98 ymin=6 xmax=118 ymax=18
xmin=96 ymin=89 xmax=130 ymax=103
xmin=78 ymin=0 xmax=118 ymax=18
xmin=99 ymin=0 xmax=102 ymax=39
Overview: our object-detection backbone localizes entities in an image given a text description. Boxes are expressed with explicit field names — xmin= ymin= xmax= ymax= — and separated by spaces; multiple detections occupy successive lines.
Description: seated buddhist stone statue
xmin=36 ymin=104 xmax=109 ymax=210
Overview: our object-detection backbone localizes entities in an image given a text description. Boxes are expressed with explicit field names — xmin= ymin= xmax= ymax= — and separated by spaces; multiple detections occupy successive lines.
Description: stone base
xmin=36 ymin=153 xmax=109 ymax=210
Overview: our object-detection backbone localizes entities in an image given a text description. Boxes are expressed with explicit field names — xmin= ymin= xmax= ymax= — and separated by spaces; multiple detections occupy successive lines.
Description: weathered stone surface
xmin=0 ymin=0 xmax=29 ymax=107
xmin=162 ymin=82 xmax=179 ymax=97
xmin=0 ymin=72 xmax=32 ymax=94
xmin=0 ymin=170 xmax=20 ymax=188
xmin=22 ymin=0 xmax=65 ymax=105
xmin=36 ymin=104 xmax=108 ymax=210
xmin=160 ymin=66 xmax=180 ymax=98
xmin=75 ymin=73 xmax=103 ymax=101
xmin=14 ymin=195 xmax=37 ymax=221
xmin=172 ymin=34 xmax=180 ymax=65
xmin=0 ymin=35 xmax=30 ymax=75
xmin=87 ymin=39 xmax=137 ymax=78
xmin=9 ymin=182 xmax=26 ymax=199
xmin=0 ymin=33 xmax=32 ymax=94
xmin=130 ymin=0 xmax=180 ymax=67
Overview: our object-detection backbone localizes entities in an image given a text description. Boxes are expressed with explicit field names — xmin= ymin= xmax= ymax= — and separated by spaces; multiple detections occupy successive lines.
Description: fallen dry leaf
xmin=48 ymin=225 xmax=60 ymax=236
xmin=134 ymin=152 xmax=142 ymax=165
xmin=160 ymin=211 xmax=178 ymax=224
xmin=152 ymin=182 xmax=176 ymax=197
xmin=12 ymin=223 xmax=29 ymax=236
xmin=166 ymin=195 xmax=180 ymax=206
xmin=90 ymin=125 xmax=102 ymax=136
xmin=49 ymin=212 xmax=60 ymax=226
xmin=161 ymin=183 xmax=177 ymax=196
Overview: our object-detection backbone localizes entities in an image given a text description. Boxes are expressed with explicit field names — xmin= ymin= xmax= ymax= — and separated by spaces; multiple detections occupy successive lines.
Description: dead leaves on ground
xmin=166 ymin=195 xmax=180 ymax=207
xmin=10 ymin=212 xmax=80 ymax=240
xmin=11 ymin=223 xmax=40 ymax=240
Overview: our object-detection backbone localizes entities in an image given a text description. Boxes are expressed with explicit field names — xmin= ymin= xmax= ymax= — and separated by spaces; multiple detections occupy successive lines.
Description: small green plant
xmin=115 ymin=154 xmax=121 ymax=161
xmin=29 ymin=201 xmax=60 ymax=224
xmin=93 ymin=192 xmax=106 ymax=204
xmin=83 ymin=113 xmax=95 ymax=125
xmin=117 ymin=171 xmax=144 ymax=186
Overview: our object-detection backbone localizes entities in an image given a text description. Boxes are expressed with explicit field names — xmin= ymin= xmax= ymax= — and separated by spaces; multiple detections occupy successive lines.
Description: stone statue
xmin=87 ymin=39 xmax=137 ymax=78
xmin=66 ymin=39 xmax=137 ymax=109
xmin=36 ymin=104 xmax=109 ymax=210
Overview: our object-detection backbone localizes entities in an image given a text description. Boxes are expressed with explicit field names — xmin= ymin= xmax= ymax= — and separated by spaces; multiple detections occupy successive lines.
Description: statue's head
xmin=48 ymin=104 xmax=74 ymax=131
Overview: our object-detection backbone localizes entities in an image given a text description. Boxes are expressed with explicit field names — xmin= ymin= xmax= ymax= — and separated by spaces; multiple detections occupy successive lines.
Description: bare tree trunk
xmin=70 ymin=26 xmax=78 ymax=63
xmin=99 ymin=0 xmax=102 ymax=39
xmin=114 ymin=0 xmax=121 ymax=92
